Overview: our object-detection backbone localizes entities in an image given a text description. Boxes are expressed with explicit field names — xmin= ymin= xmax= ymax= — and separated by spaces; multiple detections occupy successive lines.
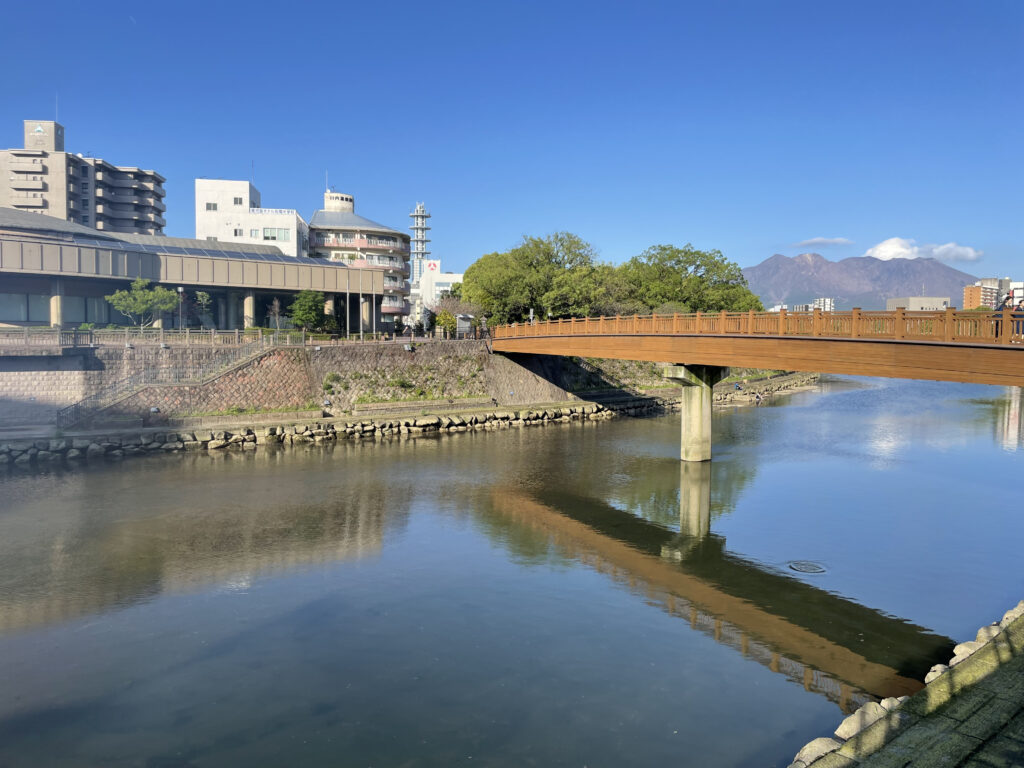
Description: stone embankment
xmin=0 ymin=399 xmax=663 ymax=465
xmin=788 ymin=601 xmax=1024 ymax=767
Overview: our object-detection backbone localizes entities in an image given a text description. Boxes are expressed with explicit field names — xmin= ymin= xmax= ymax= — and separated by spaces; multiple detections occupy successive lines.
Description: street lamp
xmin=177 ymin=286 xmax=184 ymax=329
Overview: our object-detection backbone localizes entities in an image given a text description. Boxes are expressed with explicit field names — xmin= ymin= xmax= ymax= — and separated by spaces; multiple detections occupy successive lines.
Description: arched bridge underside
xmin=491 ymin=311 xmax=1024 ymax=459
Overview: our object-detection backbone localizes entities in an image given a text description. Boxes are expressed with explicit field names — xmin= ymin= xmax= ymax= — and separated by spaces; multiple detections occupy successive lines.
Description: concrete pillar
xmin=227 ymin=292 xmax=239 ymax=329
xmin=217 ymin=297 xmax=228 ymax=330
xmin=663 ymin=364 xmax=727 ymax=462
xmin=679 ymin=460 xmax=711 ymax=538
xmin=243 ymin=290 xmax=256 ymax=328
xmin=362 ymin=294 xmax=374 ymax=331
xmin=49 ymin=278 xmax=64 ymax=328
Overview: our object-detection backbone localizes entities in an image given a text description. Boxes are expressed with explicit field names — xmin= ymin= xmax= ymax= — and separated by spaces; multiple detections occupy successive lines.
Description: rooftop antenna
xmin=55 ymin=92 xmax=58 ymax=122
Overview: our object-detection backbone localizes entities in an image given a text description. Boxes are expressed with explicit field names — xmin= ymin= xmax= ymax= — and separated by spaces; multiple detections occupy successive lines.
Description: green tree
xmin=462 ymin=232 xmax=597 ymax=324
xmin=105 ymin=278 xmax=180 ymax=327
xmin=435 ymin=309 xmax=458 ymax=337
xmin=619 ymin=244 xmax=763 ymax=313
xmin=288 ymin=290 xmax=327 ymax=331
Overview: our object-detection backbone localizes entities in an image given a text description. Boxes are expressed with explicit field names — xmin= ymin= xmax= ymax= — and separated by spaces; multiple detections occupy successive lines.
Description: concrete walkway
xmin=798 ymin=607 xmax=1024 ymax=767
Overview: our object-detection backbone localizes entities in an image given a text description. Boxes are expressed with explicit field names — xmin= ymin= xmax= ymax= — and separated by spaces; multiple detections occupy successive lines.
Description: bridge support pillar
xmin=679 ymin=461 xmax=711 ymax=538
xmin=663 ymin=364 xmax=727 ymax=462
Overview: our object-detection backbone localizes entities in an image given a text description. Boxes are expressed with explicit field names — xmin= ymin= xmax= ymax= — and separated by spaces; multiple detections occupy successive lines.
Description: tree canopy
xmin=460 ymin=234 xmax=761 ymax=324
xmin=105 ymin=278 xmax=180 ymax=327
xmin=289 ymin=290 xmax=332 ymax=331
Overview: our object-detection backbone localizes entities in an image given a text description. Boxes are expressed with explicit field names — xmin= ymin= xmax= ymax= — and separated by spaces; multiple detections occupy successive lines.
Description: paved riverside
xmin=800 ymin=608 xmax=1024 ymax=767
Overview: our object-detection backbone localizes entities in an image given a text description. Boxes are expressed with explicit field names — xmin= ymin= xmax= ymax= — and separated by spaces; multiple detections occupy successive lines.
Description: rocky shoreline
xmin=0 ymin=371 xmax=819 ymax=468
xmin=788 ymin=600 xmax=1024 ymax=767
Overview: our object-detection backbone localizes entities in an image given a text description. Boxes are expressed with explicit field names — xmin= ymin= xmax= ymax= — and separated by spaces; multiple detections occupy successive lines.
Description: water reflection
xmin=0 ymin=454 xmax=411 ymax=635
xmin=488 ymin=479 xmax=951 ymax=713
xmin=0 ymin=379 xmax=1016 ymax=767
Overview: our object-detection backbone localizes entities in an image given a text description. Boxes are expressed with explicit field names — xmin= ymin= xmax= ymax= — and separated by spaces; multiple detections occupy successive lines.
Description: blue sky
xmin=2 ymin=0 xmax=1021 ymax=276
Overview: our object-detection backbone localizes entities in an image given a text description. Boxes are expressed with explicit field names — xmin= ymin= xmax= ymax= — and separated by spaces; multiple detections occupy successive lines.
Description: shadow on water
xmin=480 ymin=461 xmax=955 ymax=710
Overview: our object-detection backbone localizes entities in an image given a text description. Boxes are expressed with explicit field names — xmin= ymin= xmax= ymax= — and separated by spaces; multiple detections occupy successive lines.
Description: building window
xmin=233 ymin=197 xmax=243 ymax=206
xmin=206 ymin=202 xmax=218 ymax=211
xmin=81 ymin=215 xmax=89 ymax=224
xmin=206 ymin=236 xmax=218 ymax=242
xmin=81 ymin=167 xmax=88 ymax=177
xmin=263 ymin=228 xmax=291 ymax=242
xmin=233 ymin=228 xmax=243 ymax=236
xmin=250 ymin=229 xmax=259 ymax=238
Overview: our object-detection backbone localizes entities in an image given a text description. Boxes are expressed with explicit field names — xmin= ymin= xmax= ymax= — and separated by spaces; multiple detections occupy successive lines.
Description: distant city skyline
xmin=1 ymin=0 xmax=1020 ymax=276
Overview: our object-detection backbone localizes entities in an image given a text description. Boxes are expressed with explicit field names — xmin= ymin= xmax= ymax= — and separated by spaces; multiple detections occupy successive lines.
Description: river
xmin=0 ymin=377 xmax=1021 ymax=767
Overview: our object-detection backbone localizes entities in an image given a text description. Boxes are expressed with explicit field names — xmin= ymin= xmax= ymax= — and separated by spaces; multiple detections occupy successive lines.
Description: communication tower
xmin=409 ymin=202 xmax=431 ymax=285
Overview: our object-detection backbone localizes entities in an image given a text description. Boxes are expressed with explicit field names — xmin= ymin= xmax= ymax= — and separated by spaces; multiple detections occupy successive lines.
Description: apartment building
xmin=0 ymin=120 xmax=165 ymax=235
xmin=791 ymin=297 xmax=836 ymax=312
xmin=309 ymin=190 xmax=411 ymax=327
xmin=963 ymin=278 xmax=1013 ymax=309
xmin=194 ymin=179 xmax=309 ymax=258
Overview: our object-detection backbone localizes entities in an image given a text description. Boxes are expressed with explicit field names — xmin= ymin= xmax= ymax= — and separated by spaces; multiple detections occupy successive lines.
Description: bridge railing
xmin=492 ymin=309 xmax=1024 ymax=345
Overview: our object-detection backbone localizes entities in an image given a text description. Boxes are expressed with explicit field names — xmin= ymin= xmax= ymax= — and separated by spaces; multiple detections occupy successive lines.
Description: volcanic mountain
xmin=742 ymin=253 xmax=978 ymax=310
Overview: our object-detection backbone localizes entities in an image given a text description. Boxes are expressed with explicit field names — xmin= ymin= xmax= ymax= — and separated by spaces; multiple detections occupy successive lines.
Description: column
xmin=662 ymin=364 xmax=727 ymax=461
xmin=49 ymin=277 xmax=64 ymax=328
xmin=243 ymin=290 xmax=256 ymax=328
xmin=217 ymin=296 xmax=228 ymax=330
xmin=679 ymin=461 xmax=711 ymax=539
xmin=324 ymin=294 xmax=336 ymax=318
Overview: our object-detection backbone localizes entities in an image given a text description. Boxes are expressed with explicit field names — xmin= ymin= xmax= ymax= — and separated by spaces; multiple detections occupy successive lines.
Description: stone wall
xmin=0 ymin=346 xmax=266 ymax=427
xmin=109 ymin=348 xmax=315 ymax=420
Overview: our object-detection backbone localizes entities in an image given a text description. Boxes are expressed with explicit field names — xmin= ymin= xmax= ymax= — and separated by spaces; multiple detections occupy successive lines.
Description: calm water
xmin=0 ymin=377 xmax=1022 ymax=767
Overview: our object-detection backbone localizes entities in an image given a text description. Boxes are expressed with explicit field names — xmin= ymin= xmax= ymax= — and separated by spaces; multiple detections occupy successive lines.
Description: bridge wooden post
xmin=813 ymin=308 xmax=822 ymax=336
xmin=662 ymin=364 xmax=727 ymax=462
xmin=719 ymin=310 xmax=727 ymax=333
xmin=747 ymin=309 xmax=754 ymax=334
xmin=1001 ymin=309 xmax=1013 ymax=344
xmin=851 ymin=308 xmax=862 ymax=338
xmin=778 ymin=308 xmax=787 ymax=336
xmin=945 ymin=307 xmax=955 ymax=342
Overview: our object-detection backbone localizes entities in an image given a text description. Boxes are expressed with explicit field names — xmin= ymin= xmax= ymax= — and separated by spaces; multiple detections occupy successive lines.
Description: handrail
xmin=491 ymin=309 xmax=1024 ymax=346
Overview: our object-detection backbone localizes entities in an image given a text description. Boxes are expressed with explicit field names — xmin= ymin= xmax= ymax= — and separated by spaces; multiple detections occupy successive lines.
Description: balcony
xmin=10 ymin=195 xmax=46 ymax=208
xmin=9 ymin=161 xmax=46 ymax=174
xmin=314 ymin=235 xmax=410 ymax=254
xmin=384 ymin=278 xmax=411 ymax=294
xmin=381 ymin=298 xmax=409 ymax=315
xmin=9 ymin=178 xmax=45 ymax=191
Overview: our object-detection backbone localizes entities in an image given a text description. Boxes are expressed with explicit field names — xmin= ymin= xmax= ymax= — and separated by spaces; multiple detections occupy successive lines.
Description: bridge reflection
xmin=488 ymin=471 xmax=954 ymax=712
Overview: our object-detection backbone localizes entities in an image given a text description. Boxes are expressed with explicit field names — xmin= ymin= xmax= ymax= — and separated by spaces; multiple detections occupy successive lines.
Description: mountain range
xmin=742 ymin=253 xmax=978 ymax=310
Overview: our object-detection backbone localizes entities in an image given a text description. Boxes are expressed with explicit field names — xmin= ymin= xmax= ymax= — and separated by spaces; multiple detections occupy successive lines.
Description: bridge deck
xmin=491 ymin=311 xmax=1024 ymax=387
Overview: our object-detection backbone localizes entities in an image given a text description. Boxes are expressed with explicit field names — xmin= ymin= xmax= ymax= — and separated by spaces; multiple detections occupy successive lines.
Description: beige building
xmin=194 ymin=179 xmax=309 ymax=258
xmin=0 ymin=206 xmax=390 ymax=331
xmin=0 ymin=120 xmax=166 ymax=235
xmin=885 ymin=296 xmax=952 ymax=311
xmin=309 ymin=191 xmax=411 ymax=327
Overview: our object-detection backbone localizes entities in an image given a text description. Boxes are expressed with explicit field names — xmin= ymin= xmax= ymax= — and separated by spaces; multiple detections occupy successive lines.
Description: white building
xmin=792 ymin=297 xmax=836 ymax=312
xmin=194 ymin=179 xmax=309 ymax=258
xmin=885 ymin=296 xmax=951 ymax=311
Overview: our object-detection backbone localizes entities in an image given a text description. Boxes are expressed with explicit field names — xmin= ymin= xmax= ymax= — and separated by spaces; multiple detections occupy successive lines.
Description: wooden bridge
xmin=491 ymin=309 xmax=1024 ymax=460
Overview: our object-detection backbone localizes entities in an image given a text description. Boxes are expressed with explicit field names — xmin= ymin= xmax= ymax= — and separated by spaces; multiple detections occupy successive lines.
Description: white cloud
xmin=794 ymin=237 xmax=854 ymax=247
xmin=863 ymin=237 xmax=982 ymax=262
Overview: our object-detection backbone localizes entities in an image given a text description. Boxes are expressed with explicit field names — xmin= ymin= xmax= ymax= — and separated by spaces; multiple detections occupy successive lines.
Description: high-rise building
xmin=0 ymin=119 xmax=165 ymax=234
xmin=194 ymin=179 xmax=309 ymax=258
xmin=409 ymin=202 xmax=431 ymax=285
xmin=963 ymin=278 xmax=1012 ymax=309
